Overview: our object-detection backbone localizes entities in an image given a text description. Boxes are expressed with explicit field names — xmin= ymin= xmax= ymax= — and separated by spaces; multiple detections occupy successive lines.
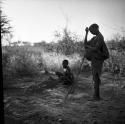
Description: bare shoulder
xmin=98 ymin=33 xmax=104 ymax=40
xmin=96 ymin=33 xmax=105 ymax=45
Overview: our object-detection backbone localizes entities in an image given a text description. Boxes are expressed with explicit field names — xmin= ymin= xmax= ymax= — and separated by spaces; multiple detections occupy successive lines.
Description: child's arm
xmin=55 ymin=71 xmax=63 ymax=78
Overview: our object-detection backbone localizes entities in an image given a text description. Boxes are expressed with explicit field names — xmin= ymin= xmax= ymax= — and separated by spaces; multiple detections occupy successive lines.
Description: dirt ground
xmin=3 ymin=72 xmax=125 ymax=124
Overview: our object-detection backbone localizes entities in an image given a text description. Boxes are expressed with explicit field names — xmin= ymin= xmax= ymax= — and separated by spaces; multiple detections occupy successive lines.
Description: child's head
xmin=89 ymin=23 xmax=99 ymax=35
xmin=62 ymin=60 xmax=68 ymax=68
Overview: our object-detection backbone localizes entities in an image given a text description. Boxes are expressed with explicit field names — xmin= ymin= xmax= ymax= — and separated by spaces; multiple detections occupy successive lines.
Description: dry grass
xmin=2 ymin=45 xmax=125 ymax=79
xmin=2 ymin=46 xmax=84 ymax=78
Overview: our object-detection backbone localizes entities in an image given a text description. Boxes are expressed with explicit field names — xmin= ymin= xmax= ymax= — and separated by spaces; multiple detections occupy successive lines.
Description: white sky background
xmin=2 ymin=0 xmax=125 ymax=43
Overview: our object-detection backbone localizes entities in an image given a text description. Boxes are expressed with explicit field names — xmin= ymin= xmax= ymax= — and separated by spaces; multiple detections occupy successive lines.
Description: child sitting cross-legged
xmin=55 ymin=60 xmax=74 ymax=87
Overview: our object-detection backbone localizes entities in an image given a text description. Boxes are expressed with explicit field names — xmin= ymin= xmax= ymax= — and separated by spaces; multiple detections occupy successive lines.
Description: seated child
xmin=55 ymin=60 xmax=74 ymax=87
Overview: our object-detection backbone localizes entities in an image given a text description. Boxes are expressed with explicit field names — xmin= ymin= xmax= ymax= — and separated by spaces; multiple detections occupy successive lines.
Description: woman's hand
xmin=85 ymin=27 xmax=89 ymax=33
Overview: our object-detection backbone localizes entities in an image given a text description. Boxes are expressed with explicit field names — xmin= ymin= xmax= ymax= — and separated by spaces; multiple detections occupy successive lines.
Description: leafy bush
xmin=34 ymin=28 xmax=83 ymax=55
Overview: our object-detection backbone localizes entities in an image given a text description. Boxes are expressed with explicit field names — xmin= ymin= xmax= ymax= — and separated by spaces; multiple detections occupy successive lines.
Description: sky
xmin=2 ymin=0 xmax=125 ymax=43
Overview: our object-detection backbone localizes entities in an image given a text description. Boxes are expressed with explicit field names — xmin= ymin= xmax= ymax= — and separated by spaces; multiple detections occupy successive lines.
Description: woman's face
xmin=89 ymin=28 xmax=97 ymax=35
xmin=89 ymin=27 xmax=99 ymax=35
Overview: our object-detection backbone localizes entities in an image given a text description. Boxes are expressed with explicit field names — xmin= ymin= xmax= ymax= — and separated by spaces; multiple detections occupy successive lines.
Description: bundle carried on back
xmin=84 ymin=33 xmax=109 ymax=61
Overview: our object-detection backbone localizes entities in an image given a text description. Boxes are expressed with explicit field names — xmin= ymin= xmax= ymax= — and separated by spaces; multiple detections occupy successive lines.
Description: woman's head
xmin=89 ymin=23 xmax=99 ymax=35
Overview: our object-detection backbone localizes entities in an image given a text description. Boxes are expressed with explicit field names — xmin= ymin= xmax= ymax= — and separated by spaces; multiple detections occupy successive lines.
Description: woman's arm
xmin=86 ymin=35 xmax=103 ymax=51
xmin=84 ymin=27 xmax=89 ymax=46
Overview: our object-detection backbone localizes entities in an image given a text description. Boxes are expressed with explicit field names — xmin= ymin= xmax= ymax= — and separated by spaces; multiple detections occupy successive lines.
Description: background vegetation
xmin=2 ymin=27 xmax=125 ymax=81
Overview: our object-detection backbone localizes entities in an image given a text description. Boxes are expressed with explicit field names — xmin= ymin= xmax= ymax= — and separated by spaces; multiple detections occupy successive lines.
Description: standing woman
xmin=84 ymin=24 xmax=109 ymax=100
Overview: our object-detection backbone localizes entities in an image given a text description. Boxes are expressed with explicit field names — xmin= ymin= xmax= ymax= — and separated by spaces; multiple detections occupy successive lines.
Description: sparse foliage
xmin=0 ymin=3 xmax=12 ymax=44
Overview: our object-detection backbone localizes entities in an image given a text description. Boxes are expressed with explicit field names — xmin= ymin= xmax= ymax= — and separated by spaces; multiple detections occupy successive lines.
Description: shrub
xmin=2 ymin=49 xmax=10 ymax=67
xmin=2 ymin=47 xmax=41 ymax=78
xmin=103 ymin=49 xmax=125 ymax=76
